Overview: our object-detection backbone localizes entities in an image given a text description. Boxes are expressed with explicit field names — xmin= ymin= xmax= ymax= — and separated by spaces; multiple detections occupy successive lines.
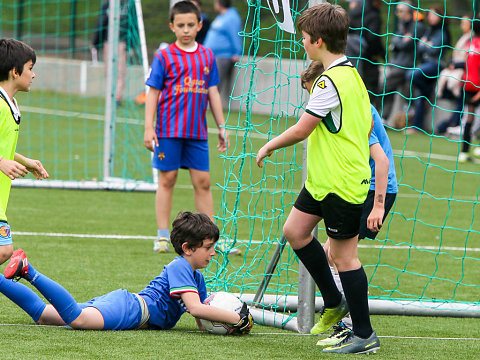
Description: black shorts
xmin=358 ymin=190 xmax=397 ymax=240
xmin=294 ymin=187 xmax=364 ymax=240
xmin=465 ymin=91 xmax=480 ymax=107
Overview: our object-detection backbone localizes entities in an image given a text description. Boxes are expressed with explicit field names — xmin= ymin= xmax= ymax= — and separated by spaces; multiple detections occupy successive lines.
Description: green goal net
xmin=1 ymin=0 xmax=479 ymax=330
xmin=0 ymin=0 xmax=151 ymax=188
xmin=204 ymin=0 xmax=480 ymax=327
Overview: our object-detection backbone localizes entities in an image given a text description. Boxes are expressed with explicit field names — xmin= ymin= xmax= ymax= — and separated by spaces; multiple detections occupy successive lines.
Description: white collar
xmin=183 ymin=42 xmax=198 ymax=53
xmin=0 ymin=85 xmax=21 ymax=122
xmin=325 ymin=55 xmax=351 ymax=71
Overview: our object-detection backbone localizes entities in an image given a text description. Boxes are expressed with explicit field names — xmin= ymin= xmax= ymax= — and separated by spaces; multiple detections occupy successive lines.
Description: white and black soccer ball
xmin=199 ymin=292 xmax=246 ymax=335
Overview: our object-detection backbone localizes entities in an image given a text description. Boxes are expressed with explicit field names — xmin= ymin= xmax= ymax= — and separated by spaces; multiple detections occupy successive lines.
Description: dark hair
xmin=429 ymin=4 xmax=448 ymax=25
xmin=297 ymin=3 xmax=349 ymax=54
xmin=170 ymin=1 xmax=201 ymax=23
xmin=0 ymin=39 xmax=36 ymax=82
xmin=217 ymin=0 xmax=231 ymax=8
xmin=301 ymin=61 xmax=325 ymax=90
xmin=473 ymin=18 xmax=480 ymax=36
xmin=171 ymin=211 xmax=219 ymax=255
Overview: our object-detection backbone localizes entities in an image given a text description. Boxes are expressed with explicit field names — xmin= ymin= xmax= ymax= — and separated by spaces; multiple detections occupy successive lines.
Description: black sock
xmin=462 ymin=121 xmax=473 ymax=153
xmin=293 ymin=237 xmax=341 ymax=308
xmin=339 ymin=267 xmax=373 ymax=339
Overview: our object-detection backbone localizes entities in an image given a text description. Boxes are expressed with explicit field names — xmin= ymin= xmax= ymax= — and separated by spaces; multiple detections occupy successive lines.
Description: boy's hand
xmin=367 ymin=205 xmax=384 ymax=233
xmin=232 ymin=303 xmax=253 ymax=335
xmin=256 ymin=145 xmax=273 ymax=168
xmin=144 ymin=127 xmax=159 ymax=152
xmin=471 ymin=92 xmax=480 ymax=103
xmin=23 ymin=158 xmax=49 ymax=180
xmin=217 ymin=128 xmax=229 ymax=152
xmin=0 ymin=158 xmax=28 ymax=180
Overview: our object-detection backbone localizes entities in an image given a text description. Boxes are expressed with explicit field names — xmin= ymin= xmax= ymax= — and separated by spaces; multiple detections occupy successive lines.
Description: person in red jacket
xmin=459 ymin=19 xmax=480 ymax=162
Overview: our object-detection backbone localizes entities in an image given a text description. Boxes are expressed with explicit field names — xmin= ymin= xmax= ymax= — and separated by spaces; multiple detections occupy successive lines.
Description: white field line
xmin=0 ymin=324 xmax=477 ymax=341
xmin=11 ymin=231 xmax=480 ymax=252
xmin=22 ymin=105 xmax=480 ymax=149
xmin=21 ymin=105 xmax=269 ymax=139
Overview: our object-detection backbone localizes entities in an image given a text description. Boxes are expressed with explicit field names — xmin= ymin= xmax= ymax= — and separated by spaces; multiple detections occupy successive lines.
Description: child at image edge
xmin=144 ymin=1 xmax=229 ymax=253
xmin=256 ymin=3 xmax=380 ymax=354
xmin=0 ymin=38 xmax=49 ymax=265
xmin=0 ymin=212 xmax=253 ymax=333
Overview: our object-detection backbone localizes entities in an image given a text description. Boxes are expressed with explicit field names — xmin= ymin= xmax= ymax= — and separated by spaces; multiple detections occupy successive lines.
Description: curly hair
xmin=171 ymin=212 xmax=219 ymax=255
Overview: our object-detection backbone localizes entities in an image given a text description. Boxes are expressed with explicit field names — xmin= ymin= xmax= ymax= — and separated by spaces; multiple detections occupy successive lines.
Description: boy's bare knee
xmin=283 ymin=224 xmax=305 ymax=248
xmin=193 ymin=178 xmax=210 ymax=191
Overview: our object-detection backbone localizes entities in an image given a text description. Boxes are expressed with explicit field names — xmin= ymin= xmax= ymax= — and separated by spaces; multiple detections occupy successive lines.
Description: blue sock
xmin=157 ymin=229 xmax=170 ymax=240
xmin=27 ymin=263 xmax=82 ymax=324
xmin=0 ymin=274 xmax=46 ymax=322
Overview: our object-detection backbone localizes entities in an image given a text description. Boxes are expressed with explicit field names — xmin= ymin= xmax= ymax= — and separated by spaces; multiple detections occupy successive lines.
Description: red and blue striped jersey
xmin=146 ymin=42 xmax=219 ymax=140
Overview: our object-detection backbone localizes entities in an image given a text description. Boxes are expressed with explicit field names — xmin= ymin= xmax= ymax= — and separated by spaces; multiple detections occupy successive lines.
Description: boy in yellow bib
xmin=256 ymin=4 xmax=379 ymax=354
xmin=0 ymin=39 xmax=49 ymax=265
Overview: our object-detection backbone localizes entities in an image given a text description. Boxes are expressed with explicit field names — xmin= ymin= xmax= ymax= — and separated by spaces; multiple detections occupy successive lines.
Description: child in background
xmin=144 ymin=1 xmax=229 ymax=253
xmin=458 ymin=19 xmax=480 ymax=162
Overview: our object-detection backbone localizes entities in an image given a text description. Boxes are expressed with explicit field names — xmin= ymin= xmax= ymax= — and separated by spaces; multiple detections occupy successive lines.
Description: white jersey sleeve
xmin=305 ymin=76 xmax=340 ymax=118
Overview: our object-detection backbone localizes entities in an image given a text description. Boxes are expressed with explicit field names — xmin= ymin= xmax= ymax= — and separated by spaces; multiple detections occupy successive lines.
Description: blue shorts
xmin=0 ymin=221 xmax=13 ymax=246
xmin=152 ymin=138 xmax=209 ymax=171
xmin=79 ymin=289 xmax=142 ymax=330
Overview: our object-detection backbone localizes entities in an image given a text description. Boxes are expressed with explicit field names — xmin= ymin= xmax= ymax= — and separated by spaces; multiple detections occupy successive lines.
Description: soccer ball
xmin=199 ymin=292 xmax=247 ymax=335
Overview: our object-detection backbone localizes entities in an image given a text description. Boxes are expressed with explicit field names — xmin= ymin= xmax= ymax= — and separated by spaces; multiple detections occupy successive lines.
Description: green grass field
xmin=0 ymin=89 xmax=477 ymax=358
xmin=0 ymin=187 xmax=478 ymax=359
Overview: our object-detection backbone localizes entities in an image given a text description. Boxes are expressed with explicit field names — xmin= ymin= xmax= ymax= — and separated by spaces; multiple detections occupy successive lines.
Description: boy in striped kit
xmin=144 ymin=1 xmax=229 ymax=253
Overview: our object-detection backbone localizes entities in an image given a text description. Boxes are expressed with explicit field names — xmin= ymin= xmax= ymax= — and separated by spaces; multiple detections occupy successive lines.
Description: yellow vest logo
xmin=317 ymin=80 xmax=326 ymax=89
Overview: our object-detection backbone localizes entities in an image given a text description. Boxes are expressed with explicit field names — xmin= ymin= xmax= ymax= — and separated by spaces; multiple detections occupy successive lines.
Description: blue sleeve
xmin=145 ymin=53 xmax=166 ymax=90
xmin=196 ymin=272 xmax=208 ymax=303
xmin=167 ymin=258 xmax=200 ymax=298
xmin=208 ymin=58 xmax=220 ymax=88
xmin=227 ymin=10 xmax=242 ymax=56
xmin=232 ymin=22 xmax=242 ymax=56
xmin=369 ymin=128 xmax=379 ymax=146
xmin=369 ymin=105 xmax=381 ymax=146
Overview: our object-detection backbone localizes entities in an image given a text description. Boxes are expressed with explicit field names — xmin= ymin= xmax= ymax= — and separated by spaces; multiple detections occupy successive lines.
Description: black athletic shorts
xmin=465 ymin=91 xmax=480 ymax=107
xmin=294 ymin=186 xmax=364 ymax=240
xmin=358 ymin=190 xmax=397 ymax=240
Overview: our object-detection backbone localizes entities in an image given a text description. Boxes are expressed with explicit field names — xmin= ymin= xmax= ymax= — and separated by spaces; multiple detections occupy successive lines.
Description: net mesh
xmin=204 ymin=0 xmax=480 ymax=319
xmin=0 ymin=0 xmax=150 ymax=184
xmin=1 ymin=0 xmax=478 ymax=319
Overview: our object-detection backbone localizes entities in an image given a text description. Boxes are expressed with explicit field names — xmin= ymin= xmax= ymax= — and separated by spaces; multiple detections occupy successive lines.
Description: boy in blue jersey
xmin=300 ymin=61 xmax=398 ymax=347
xmin=0 ymin=212 xmax=253 ymax=333
xmin=144 ymin=1 xmax=229 ymax=253
xmin=0 ymin=39 xmax=49 ymax=265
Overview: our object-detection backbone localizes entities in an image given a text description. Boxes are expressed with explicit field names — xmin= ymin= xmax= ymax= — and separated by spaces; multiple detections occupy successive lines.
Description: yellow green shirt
xmin=0 ymin=88 xmax=20 ymax=221
xmin=304 ymin=59 xmax=371 ymax=204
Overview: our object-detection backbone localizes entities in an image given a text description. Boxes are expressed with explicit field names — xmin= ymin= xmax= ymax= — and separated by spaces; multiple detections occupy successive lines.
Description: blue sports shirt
xmin=146 ymin=43 xmax=219 ymax=140
xmin=203 ymin=7 xmax=242 ymax=58
xmin=138 ymin=256 xmax=207 ymax=330
xmin=369 ymin=105 xmax=398 ymax=194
